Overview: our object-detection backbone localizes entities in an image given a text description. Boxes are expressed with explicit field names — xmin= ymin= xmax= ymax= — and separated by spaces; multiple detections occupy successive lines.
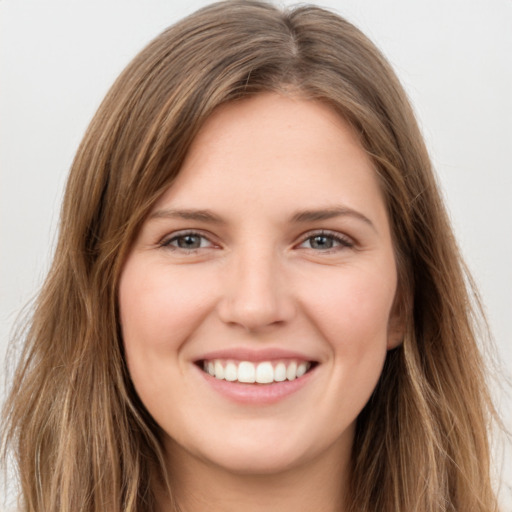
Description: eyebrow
xmin=149 ymin=208 xmax=226 ymax=224
xmin=290 ymin=207 xmax=376 ymax=230
xmin=149 ymin=206 xmax=375 ymax=230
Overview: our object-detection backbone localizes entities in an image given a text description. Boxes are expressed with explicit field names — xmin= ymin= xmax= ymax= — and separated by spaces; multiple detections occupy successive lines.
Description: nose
xmin=217 ymin=248 xmax=296 ymax=332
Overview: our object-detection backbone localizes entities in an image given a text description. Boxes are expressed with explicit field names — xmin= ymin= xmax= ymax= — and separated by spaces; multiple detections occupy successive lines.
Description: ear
xmin=387 ymin=312 xmax=405 ymax=350
xmin=386 ymin=289 xmax=407 ymax=350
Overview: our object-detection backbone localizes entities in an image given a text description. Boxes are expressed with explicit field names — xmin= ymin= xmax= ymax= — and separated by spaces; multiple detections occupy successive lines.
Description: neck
xmin=157 ymin=439 xmax=351 ymax=512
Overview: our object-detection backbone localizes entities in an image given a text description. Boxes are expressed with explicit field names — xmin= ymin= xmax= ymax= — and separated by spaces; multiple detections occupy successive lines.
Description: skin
xmin=119 ymin=93 xmax=403 ymax=512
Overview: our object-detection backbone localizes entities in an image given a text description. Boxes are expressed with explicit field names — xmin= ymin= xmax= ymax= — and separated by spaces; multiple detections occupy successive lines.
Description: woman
xmin=1 ymin=1 xmax=504 ymax=511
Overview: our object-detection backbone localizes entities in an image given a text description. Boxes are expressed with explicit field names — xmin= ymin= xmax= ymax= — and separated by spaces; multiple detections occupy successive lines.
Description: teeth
xmin=202 ymin=359 xmax=312 ymax=384
xmin=274 ymin=362 xmax=287 ymax=382
xmin=225 ymin=362 xmax=237 ymax=381
xmin=286 ymin=361 xmax=297 ymax=381
xmin=255 ymin=362 xmax=274 ymax=384
xmin=238 ymin=361 xmax=256 ymax=383
xmin=296 ymin=362 xmax=308 ymax=378
xmin=214 ymin=360 xmax=224 ymax=380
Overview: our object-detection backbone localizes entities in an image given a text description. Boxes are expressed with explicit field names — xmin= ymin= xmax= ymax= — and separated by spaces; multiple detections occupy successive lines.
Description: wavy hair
xmin=2 ymin=1 xmax=502 ymax=510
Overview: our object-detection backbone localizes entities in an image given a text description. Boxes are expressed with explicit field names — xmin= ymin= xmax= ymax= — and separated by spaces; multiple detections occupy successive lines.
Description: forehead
xmin=152 ymin=93 xmax=388 ymax=231
xmin=183 ymin=93 xmax=368 ymax=175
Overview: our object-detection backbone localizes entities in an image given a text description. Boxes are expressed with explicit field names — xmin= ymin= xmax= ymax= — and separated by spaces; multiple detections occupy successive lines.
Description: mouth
xmin=196 ymin=359 xmax=318 ymax=385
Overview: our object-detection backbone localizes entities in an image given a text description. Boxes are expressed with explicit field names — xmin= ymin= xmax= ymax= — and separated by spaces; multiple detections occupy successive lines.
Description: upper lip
xmin=195 ymin=347 xmax=318 ymax=363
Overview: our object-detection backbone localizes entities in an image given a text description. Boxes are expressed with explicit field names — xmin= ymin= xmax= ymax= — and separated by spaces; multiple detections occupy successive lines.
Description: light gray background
xmin=1 ymin=0 xmax=511 ymax=508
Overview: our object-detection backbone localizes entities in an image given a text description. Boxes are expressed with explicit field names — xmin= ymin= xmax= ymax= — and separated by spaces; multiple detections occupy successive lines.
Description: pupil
xmin=311 ymin=235 xmax=333 ymax=249
xmin=178 ymin=235 xmax=200 ymax=249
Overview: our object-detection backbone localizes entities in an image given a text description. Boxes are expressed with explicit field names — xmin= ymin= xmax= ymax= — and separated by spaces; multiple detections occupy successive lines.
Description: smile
xmin=201 ymin=359 xmax=313 ymax=384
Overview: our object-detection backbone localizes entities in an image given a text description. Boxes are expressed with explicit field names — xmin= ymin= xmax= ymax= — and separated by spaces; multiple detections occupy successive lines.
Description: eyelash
xmin=160 ymin=229 xmax=354 ymax=254
xmin=160 ymin=231 xmax=215 ymax=252
xmin=297 ymin=230 xmax=354 ymax=252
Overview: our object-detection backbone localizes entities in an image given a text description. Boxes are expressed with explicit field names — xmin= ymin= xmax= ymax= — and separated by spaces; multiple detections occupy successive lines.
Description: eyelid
xmin=157 ymin=228 xmax=354 ymax=253
xmin=295 ymin=229 xmax=355 ymax=250
xmin=160 ymin=229 xmax=219 ymax=250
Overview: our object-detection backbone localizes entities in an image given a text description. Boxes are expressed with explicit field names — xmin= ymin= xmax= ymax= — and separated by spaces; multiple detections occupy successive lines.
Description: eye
xmin=299 ymin=231 xmax=353 ymax=251
xmin=161 ymin=231 xmax=214 ymax=251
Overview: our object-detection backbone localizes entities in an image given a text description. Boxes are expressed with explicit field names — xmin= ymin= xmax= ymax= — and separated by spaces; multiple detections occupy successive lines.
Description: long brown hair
xmin=2 ymin=1 xmax=503 ymax=510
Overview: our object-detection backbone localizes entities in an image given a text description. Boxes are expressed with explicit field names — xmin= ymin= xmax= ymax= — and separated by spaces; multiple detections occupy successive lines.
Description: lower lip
xmin=195 ymin=364 xmax=317 ymax=405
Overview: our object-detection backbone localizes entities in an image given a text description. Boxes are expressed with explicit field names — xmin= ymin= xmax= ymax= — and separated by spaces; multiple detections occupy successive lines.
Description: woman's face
xmin=119 ymin=93 xmax=402 ymax=475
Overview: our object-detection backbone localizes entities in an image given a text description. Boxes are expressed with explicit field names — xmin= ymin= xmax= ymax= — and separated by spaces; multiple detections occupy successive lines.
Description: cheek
xmin=118 ymin=259 xmax=217 ymax=421
xmin=299 ymin=261 xmax=397 ymax=360
xmin=118 ymin=260 xmax=216 ymax=354
xmin=291 ymin=261 xmax=397 ymax=433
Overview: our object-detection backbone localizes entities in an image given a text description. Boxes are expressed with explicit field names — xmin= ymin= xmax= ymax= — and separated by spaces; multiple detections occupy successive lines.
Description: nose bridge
xmin=218 ymin=240 xmax=294 ymax=331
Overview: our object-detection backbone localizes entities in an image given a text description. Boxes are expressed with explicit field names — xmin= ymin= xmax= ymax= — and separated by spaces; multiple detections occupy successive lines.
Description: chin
xmin=164 ymin=416 xmax=353 ymax=478
xmin=193 ymin=440 xmax=310 ymax=476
